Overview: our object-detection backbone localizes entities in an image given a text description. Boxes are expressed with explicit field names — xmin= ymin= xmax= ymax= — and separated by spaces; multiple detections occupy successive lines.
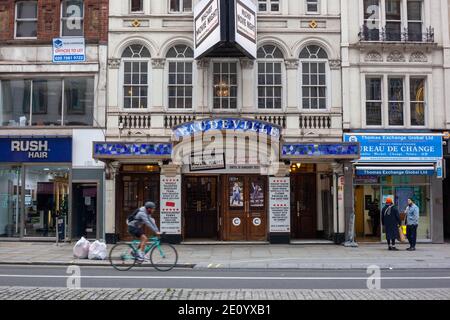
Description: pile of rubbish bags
xmin=73 ymin=237 xmax=107 ymax=260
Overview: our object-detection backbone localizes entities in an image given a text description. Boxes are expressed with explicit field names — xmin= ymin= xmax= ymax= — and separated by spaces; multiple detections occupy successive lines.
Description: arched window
xmin=121 ymin=44 xmax=151 ymax=109
xmin=300 ymin=45 xmax=328 ymax=110
xmin=257 ymin=45 xmax=284 ymax=109
xmin=166 ymin=45 xmax=194 ymax=109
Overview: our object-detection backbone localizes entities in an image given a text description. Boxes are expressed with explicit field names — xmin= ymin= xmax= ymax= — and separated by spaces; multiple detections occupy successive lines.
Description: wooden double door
xmin=118 ymin=174 xmax=160 ymax=241
xmin=290 ymin=173 xmax=317 ymax=239
xmin=184 ymin=176 xmax=219 ymax=239
xmin=223 ymin=175 xmax=267 ymax=241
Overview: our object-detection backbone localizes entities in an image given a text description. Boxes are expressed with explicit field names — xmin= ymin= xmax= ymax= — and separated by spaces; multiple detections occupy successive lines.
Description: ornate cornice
xmin=108 ymin=59 xmax=121 ymax=69
xmin=151 ymin=58 xmax=166 ymax=69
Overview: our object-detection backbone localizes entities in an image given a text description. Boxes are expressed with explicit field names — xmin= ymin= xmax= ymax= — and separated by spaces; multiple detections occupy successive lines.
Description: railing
xmin=253 ymin=115 xmax=286 ymax=129
xmin=359 ymin=26 xmax=434 ymax=43
xmin=299 ymin=114 xmax=332 ymax=130
xmin=164 ymin=114 xmax=197 ymax=129
xmin=118 ymin=114 xmax=151 ymax=129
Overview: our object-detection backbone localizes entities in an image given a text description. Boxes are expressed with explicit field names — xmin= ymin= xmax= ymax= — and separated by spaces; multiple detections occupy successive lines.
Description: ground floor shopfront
xmin=0 ymin=133 xmax=105 ymax=241
xmin=94 ymin=118 xmax=359 ymax=244
xmin=344 ymin=132 xmax=445 ymax=244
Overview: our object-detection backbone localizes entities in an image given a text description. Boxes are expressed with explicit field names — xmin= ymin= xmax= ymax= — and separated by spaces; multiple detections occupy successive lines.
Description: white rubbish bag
xmin=73 ymin=237 xmax=91 ymax=259
xmin=88 ymin=240 xmax=108 ymax=260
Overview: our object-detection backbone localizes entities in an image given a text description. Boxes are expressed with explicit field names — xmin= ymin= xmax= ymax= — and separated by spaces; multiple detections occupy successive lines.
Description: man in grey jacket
xmin=127 ymin=201 xmax=160 ymax=261
xmin=404 ymin=198 xmax=419 ymax=251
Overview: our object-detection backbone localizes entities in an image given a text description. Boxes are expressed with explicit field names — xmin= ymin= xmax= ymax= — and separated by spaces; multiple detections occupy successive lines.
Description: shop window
xmin=365 ymin=77 xmax=383 ymax=126
xmin=130 ymin=0 xmax=143 ymax=13
xmin=388 ymin=77 xmax=404 ymax=126
xmin=258 ymin=0 xmax=280 ymax=12
xmin=63 ymin=78 xmax=94 ymax=126
xmin=121 ymin=44 xmax=151 ymax=109
xmin=169 ymin=0 xmax=192 ymax=13
xmin=24 ymin=166 xmax=70 ymax=238
xmin=61 ymin=0 xmax=84 ymax=37
xmin=410 ymin=77 xmax=425 ymax=126
xmin=300 ymin=45 xmax=328 ymax=110
xmin=257 ymin=45 xmax=284 ymax=109
xmin=166 ymin=45 xmax=194 ymax=109
xmin=15 ymin=1 xmax=38 ymax=38
xmin=0 ymin=166 xmax=22 ymax=238
xmin=213 ymin=62 xmax=238 ymax=109
xmin=0 ymin=78 xmax=94 ymax=127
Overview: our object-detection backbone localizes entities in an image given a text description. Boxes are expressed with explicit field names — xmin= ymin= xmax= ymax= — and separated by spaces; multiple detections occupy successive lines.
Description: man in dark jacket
xmin=381 ymin=198 xmax=401 ymax=251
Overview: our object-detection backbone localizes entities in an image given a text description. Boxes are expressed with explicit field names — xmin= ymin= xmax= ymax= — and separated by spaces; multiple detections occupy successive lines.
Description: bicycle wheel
xmin=109 ymin=243 xmax=136 ymax=271
xmin=149 ymin=243 xmax=178 ymax=271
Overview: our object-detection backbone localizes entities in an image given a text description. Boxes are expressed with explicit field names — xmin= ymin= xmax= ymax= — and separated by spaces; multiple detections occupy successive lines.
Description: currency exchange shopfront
xmin=344 ymin=133 xmax=444 ymax=243
xmin=0 ymin=137 xmax=72 ymax=240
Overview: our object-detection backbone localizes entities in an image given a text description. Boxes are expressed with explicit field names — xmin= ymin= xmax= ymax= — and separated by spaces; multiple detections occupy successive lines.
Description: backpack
xmin=127 ymin=208 xmax=140 ymax=223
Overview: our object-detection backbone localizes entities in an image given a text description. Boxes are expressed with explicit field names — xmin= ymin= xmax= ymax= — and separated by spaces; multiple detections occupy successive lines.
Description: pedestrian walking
xmin=382 ymin=198 xmax=401 ymax=251
xmin=404 ymin=198 xmax=419 ymax=251
xmin=368 ymin=199 xmax=380 ymax=237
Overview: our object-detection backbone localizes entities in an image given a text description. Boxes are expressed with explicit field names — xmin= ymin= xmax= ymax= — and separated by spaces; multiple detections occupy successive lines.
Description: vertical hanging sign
xmin=269 ymin=177 xmax=290 ymax=233
xmin=160 ymin=175 xmax=182 ymax=234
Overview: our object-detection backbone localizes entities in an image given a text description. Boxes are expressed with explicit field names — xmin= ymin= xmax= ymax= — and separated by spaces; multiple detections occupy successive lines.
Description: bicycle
xmin=109 ymin=234 xmax=178 ymax=272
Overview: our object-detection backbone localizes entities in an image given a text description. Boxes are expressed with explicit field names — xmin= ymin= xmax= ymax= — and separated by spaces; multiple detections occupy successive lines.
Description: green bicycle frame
xmin=130 ymin=237 xmax=165 ymax=257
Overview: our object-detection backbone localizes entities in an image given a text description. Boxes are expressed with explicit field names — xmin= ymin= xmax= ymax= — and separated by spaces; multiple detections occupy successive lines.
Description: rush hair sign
xmin=0 ymin=137 xmax=72 ymax=163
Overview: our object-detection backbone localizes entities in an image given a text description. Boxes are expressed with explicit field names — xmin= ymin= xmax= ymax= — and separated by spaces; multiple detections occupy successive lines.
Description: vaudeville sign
xmin=344 ymin=134 xmax=443 ymax=162
xmin=173 ymin=118 xmax=281 ymax=140
xmin=194 ymin=0 xmax=257 ymax=59
xmin=0 ymin=137 xmax=72 ymax=163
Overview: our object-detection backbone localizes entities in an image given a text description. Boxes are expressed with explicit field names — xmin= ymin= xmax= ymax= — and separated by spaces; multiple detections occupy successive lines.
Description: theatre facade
xmin=98 ymin=0 xmax=357 ymax=244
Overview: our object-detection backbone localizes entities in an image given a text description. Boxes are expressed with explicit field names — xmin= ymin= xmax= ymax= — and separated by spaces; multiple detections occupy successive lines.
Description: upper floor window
xmin=15 ymin=1 xmax=38 ymax=38
xmin=361 ymin=0 xmax=425 ymax=42
xmin=61 ymin=0 xmax=84 ymax=37
xmin=258 ymin=0 xmax=280 ymax=12
xmin=130 ymin=0 xmax=143 ymax=13
xmin=213 ymin=62 xmax=238 ymax=109
xmin=257 ymin=45 xmax=284 ymax=109
xmin=167 ymin=45 xmax=194 ymax=109
xmin=122 ymin=45 xmax=151 ymax=109
xmin=364 ymin=75 xmax=426 ymax=127
xmin=170 ymin=0 xmax=192 ymax=13
xmin=300 ymin=45 xmax=328 ymax=110
xmin=306 ymin=0 xmax=319 ymax=14
xmin=0 ymin=77 xmax=94 ymax=127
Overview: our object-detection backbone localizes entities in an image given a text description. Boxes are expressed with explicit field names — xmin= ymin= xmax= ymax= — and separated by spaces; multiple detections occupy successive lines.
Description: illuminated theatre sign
xmin=194 ymin=0 xmax=257 ymax=59
xmin=172 ymin=118 xmax=281 ymax=140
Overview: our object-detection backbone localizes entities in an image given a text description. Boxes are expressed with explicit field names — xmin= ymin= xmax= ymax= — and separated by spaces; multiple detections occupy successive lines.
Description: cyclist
xmin=127 ymin=201 xmax=161 ymax=262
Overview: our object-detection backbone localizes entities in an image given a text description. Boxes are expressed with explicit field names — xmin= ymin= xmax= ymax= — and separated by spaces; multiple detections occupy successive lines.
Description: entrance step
xmin=289 ymin=240 xmax=335 ymax=245
xmin=181 ymin=241 xmax=270 ymax=245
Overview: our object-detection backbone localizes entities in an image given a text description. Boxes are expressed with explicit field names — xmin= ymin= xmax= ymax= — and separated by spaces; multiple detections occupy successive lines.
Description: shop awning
xmin=355 ymin=165 xmax=436 ymax=176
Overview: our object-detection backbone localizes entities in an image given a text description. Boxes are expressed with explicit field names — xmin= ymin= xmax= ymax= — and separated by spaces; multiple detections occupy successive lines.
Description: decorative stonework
xmin=329 ymin=59 xmax=342 ymax=70
xmin=240 ymin=58 xmax=254 ymax=69
xmin=197 ymin=59 xmax=210 ymax=69
xmin=365 ymin=51 xmax=383 ymax=62
xmin=284 ymin=59 xmax=299 ymax=70
xmin=151 ymin=58 xmax=166 ymax=69
xmin=387 ymin=51 xmax=405 ymax=62
xmin=108 ymin=59 xmax=121 ymax=69
xmin=409 ymin=51 xmax=427 ymax=63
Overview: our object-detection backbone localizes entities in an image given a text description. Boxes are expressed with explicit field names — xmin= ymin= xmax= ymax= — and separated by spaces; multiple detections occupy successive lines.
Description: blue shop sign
xmin=356 ymin=168 xmax=435 ymax=176
xmin=281 ymin=143 xmax=360 ymax=159
xmin=344 ymin=134 xmax=443 ymax=162
xmin=173 ymin=118 xmax=282 ymax=140
xmin=0 ymin=137 xmax=72 ymax=163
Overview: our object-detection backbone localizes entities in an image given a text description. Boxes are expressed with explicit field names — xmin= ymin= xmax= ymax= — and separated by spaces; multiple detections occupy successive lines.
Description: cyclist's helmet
xmin=145 ymin=201 xmax=156 ymax=209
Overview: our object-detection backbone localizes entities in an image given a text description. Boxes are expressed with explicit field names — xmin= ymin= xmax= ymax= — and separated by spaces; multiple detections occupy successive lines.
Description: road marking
xmin=0 ymin=274 xmax=450 ymax=281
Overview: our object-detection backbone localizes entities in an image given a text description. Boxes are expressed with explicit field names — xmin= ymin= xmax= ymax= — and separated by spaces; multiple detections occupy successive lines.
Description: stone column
xmin=343 ymin=161 xmax=354 ymax=242
xmin=331 ymin=162 xmax=345 ymax=243
xmin=104 ymin=161 xmax=120 ymax=244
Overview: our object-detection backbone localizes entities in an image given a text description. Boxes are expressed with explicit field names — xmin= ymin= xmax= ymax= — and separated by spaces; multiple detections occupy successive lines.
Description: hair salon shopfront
xmin=0 ymin=135 xmax=104 ymax=241
xmin=344 ymin=133 xmax=445 ymax=243
xmin=95 ymin=118 xmax=360 ymax=244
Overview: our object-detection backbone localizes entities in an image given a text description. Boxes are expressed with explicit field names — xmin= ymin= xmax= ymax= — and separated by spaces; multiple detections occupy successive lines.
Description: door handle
xmin=297 ymin=201 xmax=300 ymax=217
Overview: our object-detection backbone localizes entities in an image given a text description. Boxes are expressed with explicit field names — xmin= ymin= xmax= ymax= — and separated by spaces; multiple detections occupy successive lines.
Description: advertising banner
xmin=52 ymin=38 xmax=86 ymax=63
xmin=160 ymin=175 xmax=182 ymax=234
xmin=194 ymin=0 xmax=222 ymax=59
xmin=269 ymin=177 xmax=290 ymax=233
xmin=234 ymin=0 xmax=257 ymax=58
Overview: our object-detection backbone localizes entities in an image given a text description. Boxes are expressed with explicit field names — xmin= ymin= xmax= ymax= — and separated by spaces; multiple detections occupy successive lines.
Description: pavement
xmin=1 ymin=241 xmax=450 ymax=269
xmin=1 ymin=286 xmax=449 ymax=300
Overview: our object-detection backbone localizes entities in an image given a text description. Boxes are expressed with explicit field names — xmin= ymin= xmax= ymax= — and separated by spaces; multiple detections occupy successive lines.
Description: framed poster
xmin=229 ymin=176 xmax=244 ymax=208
